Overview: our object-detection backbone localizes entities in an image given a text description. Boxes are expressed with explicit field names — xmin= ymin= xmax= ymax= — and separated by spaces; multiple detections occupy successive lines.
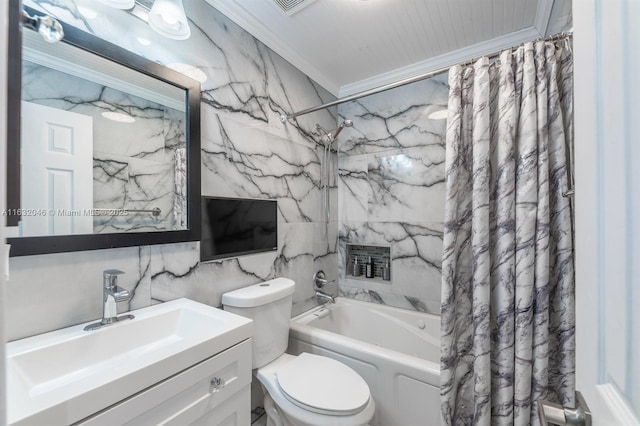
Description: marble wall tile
xmin=337 ymin=74 xmax=448 ymax=313
xmin=339 ymin=221 xmax=442 ymax=309
xmin=337 ymin=74 xmax=448 ymax=156
xmin=93 ymin=153 xmax=129 ymax=211
xmin=279 ymin=221 xmax=338 ymax=315
xmin=164 ymin=108 xmax=187 ymax=152
xmin=7 ymin=246 xmax=151 ymax=341
xmin=339 ymin=146 xmax=446 ymax=224
xmin=148 ymin=222 xmax=334 ymax=317
xmin=201 ymin=111 xmax=325 ymax=224
xmin=264 ymin=48 xmax=337 ymax=148
xmin=186 ymin=0 xmax=275 ymax=130
xmin=367 ymin=146 xmax=445 ymax=223
xmin=338 ymin=155 xmax=368 ymax=222
xmin=9 ymin=0 xmax=339 ymax=341
xmin=338 ymin=285 xmax=440 ymax=315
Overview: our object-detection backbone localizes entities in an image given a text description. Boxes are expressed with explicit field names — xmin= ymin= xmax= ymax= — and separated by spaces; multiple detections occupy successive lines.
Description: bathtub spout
xmin=315 ymin=290 xmax=335 ymax=304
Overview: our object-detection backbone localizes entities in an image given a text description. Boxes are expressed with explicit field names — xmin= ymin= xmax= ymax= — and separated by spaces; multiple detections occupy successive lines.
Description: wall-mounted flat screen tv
xmin=200 ymin=196 xmax=277 ymax=262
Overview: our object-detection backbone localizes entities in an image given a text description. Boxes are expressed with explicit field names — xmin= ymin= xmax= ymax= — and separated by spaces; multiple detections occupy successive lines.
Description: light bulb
xmin=148 ymin=0 xmax=191 ymax=40
xmin=37 ymin=15 xmax=65 ymax=43
xmin=161 ymin=13 xmax=178 ymax=26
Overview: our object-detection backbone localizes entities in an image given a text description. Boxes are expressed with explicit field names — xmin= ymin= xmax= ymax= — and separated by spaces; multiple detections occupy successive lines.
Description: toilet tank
xmin=222 ymin=278 xmax=295 ymax=368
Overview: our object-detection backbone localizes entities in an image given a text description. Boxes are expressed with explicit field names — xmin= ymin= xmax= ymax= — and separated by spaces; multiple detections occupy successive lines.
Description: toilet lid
xmin=275 ymin=353 xmax=370 ymax=416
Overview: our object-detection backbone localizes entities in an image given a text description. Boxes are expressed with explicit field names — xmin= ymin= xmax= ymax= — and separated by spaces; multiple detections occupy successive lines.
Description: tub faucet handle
xmin=313 ymin=270 xmax=334 ymax=289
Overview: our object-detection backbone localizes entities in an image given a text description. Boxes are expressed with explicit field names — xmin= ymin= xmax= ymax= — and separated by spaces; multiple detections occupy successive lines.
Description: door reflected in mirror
xmin=19 ymin=29 xmax=188 ymax=237
xmin=6 ymin=10 xmax=201 ymax=256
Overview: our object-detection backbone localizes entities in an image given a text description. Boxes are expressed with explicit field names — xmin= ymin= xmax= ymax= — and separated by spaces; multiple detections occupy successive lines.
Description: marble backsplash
xmin=337 ymin=74 xmax=449 ymax=314
xmin=6 ymin=0 xmax=338 ymax=341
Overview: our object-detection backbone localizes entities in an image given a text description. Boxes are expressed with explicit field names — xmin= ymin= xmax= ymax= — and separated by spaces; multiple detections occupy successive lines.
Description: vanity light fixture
xmin=148 ymin=0 xmax=191 ymax=40
xmin=101 ymin=0 xmax=191 ymax=40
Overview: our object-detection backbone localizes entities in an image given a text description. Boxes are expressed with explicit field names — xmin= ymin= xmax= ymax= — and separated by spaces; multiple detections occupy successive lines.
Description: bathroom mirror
xmin=6 ymin=8 xmax=201 ymax=256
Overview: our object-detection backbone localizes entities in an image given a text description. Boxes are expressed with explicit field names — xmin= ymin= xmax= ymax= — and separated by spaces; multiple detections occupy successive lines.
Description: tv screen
xmin=200 ymin=197 xmax=277 ymax=261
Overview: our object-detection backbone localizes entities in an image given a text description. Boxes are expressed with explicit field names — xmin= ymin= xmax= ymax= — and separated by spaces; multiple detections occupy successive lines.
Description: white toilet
xmin=222 ymin=278 xmax=375 ymax=426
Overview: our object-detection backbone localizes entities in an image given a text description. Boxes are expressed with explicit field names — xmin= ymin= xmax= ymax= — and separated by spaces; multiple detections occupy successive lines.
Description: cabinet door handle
xmin=209 ymin=377 xmax=226 ymax=393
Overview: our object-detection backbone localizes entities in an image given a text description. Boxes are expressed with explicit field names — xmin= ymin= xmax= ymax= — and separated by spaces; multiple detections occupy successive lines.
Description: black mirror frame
xmin=7 ymin=7 xmax=201 ymax=256
xmin=6 ymin=0 xmax=22 ymax=228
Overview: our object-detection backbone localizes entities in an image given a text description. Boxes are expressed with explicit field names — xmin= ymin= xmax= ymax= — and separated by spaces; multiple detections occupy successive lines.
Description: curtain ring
xmin=564 ymin=36 xmax=572 ymax=54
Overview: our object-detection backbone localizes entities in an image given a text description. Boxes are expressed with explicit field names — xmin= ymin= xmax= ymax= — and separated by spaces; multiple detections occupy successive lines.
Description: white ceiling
xmin=204 ymin=0 xmax=572 ymax=97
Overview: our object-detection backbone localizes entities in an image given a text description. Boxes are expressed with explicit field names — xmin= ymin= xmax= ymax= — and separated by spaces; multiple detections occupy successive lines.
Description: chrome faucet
xmin=84 ymin=269 xmax=135 ymax=331
xmin=315 ymin=290 xmax=336 ymax=304
xmin=313 ymin=270 xmax=336 ymax=304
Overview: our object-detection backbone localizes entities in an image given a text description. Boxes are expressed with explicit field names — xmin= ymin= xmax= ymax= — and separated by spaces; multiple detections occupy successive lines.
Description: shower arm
xmin=332 ymin=126 xmax=345 ymax=140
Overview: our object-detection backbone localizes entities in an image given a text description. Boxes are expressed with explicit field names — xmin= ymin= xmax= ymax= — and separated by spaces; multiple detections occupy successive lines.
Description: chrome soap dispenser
xmin=351 ymin=257 xmax=361 ymax=277
xmin=383 ymin=260 xmax=391 ymax=281
xmin=365 ymin=256 xmax=374 ymax=278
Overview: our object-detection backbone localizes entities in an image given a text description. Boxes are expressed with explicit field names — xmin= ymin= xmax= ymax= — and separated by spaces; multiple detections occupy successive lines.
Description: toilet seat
xmin=256 ymin=353 xmax=375 ymax=425
xmin=275 ymin=353 xmax=370 ymax=416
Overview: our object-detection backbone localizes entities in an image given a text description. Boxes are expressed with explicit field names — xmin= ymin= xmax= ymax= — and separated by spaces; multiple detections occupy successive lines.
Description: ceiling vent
xmin=271 ymin=0 xmax=318 ymax=16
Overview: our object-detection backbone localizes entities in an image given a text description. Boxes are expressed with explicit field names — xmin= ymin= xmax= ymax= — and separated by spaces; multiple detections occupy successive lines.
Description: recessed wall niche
xmin=346 ymin=244 xmax=391 ymax=283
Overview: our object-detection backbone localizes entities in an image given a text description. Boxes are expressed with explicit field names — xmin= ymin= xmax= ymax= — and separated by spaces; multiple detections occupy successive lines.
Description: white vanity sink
xmin=7 ymin=298 xmax=253 ymax=425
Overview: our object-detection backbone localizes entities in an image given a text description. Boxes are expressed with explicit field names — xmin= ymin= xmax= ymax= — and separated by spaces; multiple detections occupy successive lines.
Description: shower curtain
xmin=440 ymin=39 xmax=574 ymax=426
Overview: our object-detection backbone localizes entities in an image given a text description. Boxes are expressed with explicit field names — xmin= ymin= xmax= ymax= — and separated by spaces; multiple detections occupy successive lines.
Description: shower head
xmin=331 ymin=119 xmax=353 ymax=140
xmin=316 ymin=119 xmax=353 ymax=145
xmin=316 ymin=124 xmax=331 ymax=141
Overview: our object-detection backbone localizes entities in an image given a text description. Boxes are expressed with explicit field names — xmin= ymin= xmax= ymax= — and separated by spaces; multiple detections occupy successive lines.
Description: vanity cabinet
xmin=78 ymin=339 xmax=252 ymax=426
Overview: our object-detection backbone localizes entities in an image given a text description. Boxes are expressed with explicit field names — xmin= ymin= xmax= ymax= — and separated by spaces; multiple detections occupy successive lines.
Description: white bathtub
xmin=288 ymin=298 xmax=440 ymax=426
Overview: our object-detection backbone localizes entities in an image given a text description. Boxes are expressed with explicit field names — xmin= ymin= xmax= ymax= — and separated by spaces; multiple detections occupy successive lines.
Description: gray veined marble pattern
xmin=337 ymin=73 xmax=449 ymax=157
xmin=264 ymin=48 xmax=338 ymax=149
xmin=367 ymin=147 xmax=445 ymax=223
xmin=6 ymin=246 xmax=152 ymax=341
xmin=189 ymin=13 xmax=270 ymax=127
xmin=338 ymin=155 xmax=368 ymax=222
xmin=12 ymin=0 xmax=339 ymax=341
xmin=440 ymin=41 xmax=575 ymax=426
xmin=339 ymin=221 xmax=442 ymax=314
xmin=182 ymin=0 xmax=337 ymax=150
xmin=22 ymin=60 xmax=186 ymax=233
xmin=338 ymin=286 xmax=439 ymax=314
xmin=150 ymin=220 xmax=337 ymax=317
xmin=337 ymin=73 xmax=448 ymax=313
xmin=201 ymin=110 xmax=328 ymax=224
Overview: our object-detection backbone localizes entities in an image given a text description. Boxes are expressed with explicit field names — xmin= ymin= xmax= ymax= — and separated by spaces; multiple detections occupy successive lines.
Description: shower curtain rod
xmin=280 ymin=31 xmax=573 ymax=122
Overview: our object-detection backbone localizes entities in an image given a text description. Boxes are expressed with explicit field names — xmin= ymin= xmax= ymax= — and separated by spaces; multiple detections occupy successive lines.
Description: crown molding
xmin=204 ymin=0 xmax=553 ymax=99
xmin=535 ymin=0 xmax=556 ymax=36
xmin=338 ymin=26 xmax=542 ymax=98
xmin=204 ymin=0 xmax=339 ymax=96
